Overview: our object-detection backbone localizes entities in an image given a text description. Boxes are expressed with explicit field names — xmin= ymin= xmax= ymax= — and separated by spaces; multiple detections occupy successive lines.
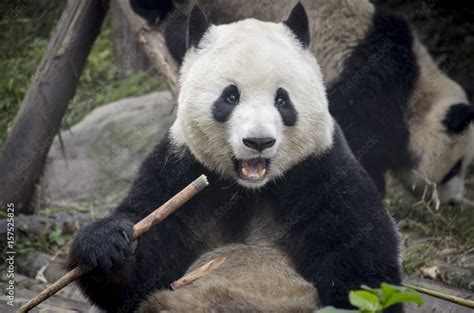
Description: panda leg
xmin=137 ymin=244 xmax=320 ymax=312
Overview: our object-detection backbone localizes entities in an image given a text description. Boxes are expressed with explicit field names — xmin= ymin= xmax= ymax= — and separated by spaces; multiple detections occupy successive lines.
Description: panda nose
xmin=243 ymin=137 xmax=276 ymax=152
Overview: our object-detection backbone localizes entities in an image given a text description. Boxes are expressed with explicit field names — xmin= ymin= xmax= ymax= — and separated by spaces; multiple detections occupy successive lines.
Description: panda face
xmin=171 ymin=17 xmax=334 ymax=188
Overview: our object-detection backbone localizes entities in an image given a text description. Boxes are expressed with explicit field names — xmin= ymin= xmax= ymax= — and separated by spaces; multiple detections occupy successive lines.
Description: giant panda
xmin=131 ymin=0 xmax=474 ymax=205
xmin=69 ymin=4 xmax=403 ymax=313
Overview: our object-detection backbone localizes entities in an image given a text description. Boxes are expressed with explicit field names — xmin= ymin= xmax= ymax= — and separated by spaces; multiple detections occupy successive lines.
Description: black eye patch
xmin=212 ymin=84 xmax=240 ymax=123
xmin=440 ymin=158 xmax=463 ymax=185
xmin=443 ymin=103 xmax=474 ymax=134
xmin=275 ymin=88 xmax=298 ymax=126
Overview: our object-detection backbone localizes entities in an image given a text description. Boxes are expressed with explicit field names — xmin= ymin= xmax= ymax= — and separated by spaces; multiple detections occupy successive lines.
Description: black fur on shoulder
xmin=68 ymin=124 xmax=403 ymax=312
xmin=327 ymin=8 xmax=419 ymax=195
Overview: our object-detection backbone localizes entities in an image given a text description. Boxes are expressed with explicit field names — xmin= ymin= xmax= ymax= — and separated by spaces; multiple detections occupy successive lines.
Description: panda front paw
xmin=69 ymin=218 xmax=134 ymax=271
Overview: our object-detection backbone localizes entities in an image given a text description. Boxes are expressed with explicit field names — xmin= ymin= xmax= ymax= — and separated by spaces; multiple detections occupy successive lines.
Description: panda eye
xmin=222 ymin=85 xmax=240 ymax=105
xmin=275 ymin=96 xmax=287 ymax=107
xmin=226 ymin=92 xmax=239 ymax=104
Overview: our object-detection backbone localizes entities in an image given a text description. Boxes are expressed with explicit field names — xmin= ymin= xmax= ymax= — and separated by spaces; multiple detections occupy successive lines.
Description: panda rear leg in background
xmin=137 ymin=244 xmax=319 ymax=312
xmin=130 ymin=0 xmax=188 ymax=64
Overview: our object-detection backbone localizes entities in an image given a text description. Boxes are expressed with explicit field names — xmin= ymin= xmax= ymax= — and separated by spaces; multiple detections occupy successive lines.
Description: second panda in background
xmin=132 ymin=0 xmax=474 ymax=205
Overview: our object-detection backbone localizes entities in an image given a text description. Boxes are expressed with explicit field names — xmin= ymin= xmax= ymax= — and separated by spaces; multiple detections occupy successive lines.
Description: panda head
xmin=170 ymin=3 xmax=334 ymax=188
xmin=401 ymin=74 xmax=474 ymax=205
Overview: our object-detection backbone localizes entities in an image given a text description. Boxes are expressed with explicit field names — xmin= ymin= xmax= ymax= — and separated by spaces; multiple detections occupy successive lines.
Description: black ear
xmin=187 ymin=5 xmax=209 ymax=49
xmin=443 ymin=103 xmax=474 ymax=134
xmin=284 ymin=2 xmax=310 ymax=48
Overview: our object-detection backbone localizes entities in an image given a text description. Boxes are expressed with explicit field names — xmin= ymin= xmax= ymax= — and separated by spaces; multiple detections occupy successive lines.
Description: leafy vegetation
xmin=317 ymin=283 xmax=424 ymax=313
xmin=0 ymin=1 xmax=162 ymax=146
xmin=16 ymin=225 xmax=66 ymax=256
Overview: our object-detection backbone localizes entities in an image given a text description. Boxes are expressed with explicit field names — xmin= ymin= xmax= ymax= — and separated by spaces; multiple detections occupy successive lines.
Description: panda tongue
xmin=242 ymin=158 xmax=266 ymax=179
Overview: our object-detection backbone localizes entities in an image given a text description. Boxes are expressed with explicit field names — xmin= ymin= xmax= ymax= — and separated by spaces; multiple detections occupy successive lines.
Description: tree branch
xmin=115 ymin=0 xmax=179 ymax=99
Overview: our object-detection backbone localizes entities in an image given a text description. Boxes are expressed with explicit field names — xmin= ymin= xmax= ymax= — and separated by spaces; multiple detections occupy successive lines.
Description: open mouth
xmin=237 ymin=158 xmax=269 ymax=181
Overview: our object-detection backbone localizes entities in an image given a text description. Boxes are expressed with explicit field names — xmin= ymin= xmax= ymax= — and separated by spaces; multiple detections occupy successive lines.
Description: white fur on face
xmin=171 ymin=19 xmax=334 ymax=187
xmin=403 ymin=38 xmax=474 ymax=204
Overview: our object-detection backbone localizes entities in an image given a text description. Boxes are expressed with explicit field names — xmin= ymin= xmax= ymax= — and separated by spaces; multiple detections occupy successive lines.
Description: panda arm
xmin=298 ymin=209 xmax=401 ymax=304
xmin=68 ymin=136 xmax=206 ymax=312
xmin=285 ymin=183 xmax=402 ymax=312
xmin=280 ymin=131 xmax=403 ymax=312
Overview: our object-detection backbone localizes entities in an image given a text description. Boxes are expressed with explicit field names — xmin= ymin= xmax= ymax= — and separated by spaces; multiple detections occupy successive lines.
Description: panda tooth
xmin=241 ymin=166 xmax=249 ymax=177
xmin=257 ymin=167 xmax=266 ymax=177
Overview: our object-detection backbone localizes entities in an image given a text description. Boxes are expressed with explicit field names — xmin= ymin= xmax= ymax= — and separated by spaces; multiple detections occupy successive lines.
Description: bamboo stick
xmin=171 ymin=256 xmax=227 ymax=290
xmin=405 ymin=284 xmax=474 ymax=309
xmin=17 ymin=175 xmax=209 ymax=313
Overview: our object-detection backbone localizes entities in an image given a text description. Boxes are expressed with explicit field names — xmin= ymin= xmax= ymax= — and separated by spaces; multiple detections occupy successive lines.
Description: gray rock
xmin=36 ymin=91 xmax=175 ymax=209
xmin=16 ymin=252 xmax=51 ymax=278
xmin=0 ymin=207 xmax=111 ymax=240
xmin=16 ymin=214 xmax=49 ymax=235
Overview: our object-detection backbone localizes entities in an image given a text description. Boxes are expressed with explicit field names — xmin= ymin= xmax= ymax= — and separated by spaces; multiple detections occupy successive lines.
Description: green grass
xmin=0 ymin=1 xmax=162 ymax=146
xmin=386 ymin=175 xmax=474 ymax=247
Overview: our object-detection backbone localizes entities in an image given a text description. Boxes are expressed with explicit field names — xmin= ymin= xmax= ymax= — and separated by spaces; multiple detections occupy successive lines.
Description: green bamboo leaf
xmin=349 ymin=290 xmax=382 ymax=311
xmin=383 ymin=292 xmax=425 ymax=309
xmin=380 ymin=283 xmax=399 ymax=304
xmin=361 ymin=285 xmax=382 ymax=299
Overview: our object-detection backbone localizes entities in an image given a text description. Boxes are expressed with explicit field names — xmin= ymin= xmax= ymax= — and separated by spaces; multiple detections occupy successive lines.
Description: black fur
xmin=242 ymin=137 xmax=276 ymax=151
xmin=275 ymin=87 xmax=298 ymax=126
xmin=164 ymin=10 xmax=188 ymax=64
xmin=212 ymin=84 xmax=240 ymax=123
xmin=129 ymin=0 xmax=174 ymax=25
xmin=69 ymin=125 xmax=402 ymax=312
xmin=129 ymin=0 xmax=188 ymax=63
xmin=327 ymin=9 xmax=419 ymax=195
xmin=443 ymin=103 xmax=474 ymax=134
xmin=440 ymin=158 xmax=463 ymax=185
xmin=187 ymin=5 xmax=209 ymax=48
xmin=283 ymin=2 xmax=310 ymax=48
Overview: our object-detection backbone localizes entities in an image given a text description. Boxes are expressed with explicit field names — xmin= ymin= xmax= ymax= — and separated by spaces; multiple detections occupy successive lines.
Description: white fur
xmin=171 ymin=18 xmax=334 ymax=188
